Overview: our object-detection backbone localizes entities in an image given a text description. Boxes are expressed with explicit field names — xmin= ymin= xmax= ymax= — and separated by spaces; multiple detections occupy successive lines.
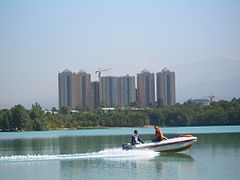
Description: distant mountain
xmin=169 ymin=58 xmax=240 ymax=103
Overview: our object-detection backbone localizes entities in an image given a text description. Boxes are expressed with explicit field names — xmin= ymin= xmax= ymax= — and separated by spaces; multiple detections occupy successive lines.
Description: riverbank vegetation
xmin=0 ymin=98 xmax=240 ymax=131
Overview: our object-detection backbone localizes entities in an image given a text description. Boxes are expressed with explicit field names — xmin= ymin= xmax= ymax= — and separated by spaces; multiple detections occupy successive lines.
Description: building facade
xmin=58 ymin=69 xmax=73 ymax=109
xmin=120 ymin=75 xmax=136 ymax=106
xmin=156 ymin=68 xmax=176 ymax=106
xmin=58 ymin=69 xmax=92 ymax=110
xmin=76 ymin=70 xmax=92 ymax=109
xmin=137 ymin=69 xmax=155 ymax=107
xmin=91 ymin=81 xmax=99 ymax=109
xmin=99 ymin=76 xmax=121 ymax=107
xmin=190 ymin=98 xmax=210 ymax=105
xmin=99 ymin=75 xmax=136 ymax=107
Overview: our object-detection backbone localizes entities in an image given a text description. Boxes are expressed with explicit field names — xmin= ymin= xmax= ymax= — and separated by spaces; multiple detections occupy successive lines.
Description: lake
xmin=0 ymin=126 xmax=240 ymax=180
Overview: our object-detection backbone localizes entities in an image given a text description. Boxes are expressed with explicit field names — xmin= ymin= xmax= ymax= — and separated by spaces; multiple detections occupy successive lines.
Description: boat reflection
xmin=153 ymin=153 xmax=194 ymax=176
xmin=60 ymin=152 xmax=195 ymax=179
xmin=158 ymin=152 xmax=194 ymax=162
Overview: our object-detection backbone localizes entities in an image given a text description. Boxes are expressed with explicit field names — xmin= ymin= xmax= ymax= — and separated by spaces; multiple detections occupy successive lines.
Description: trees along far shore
xmin=0 ymin=98 xmax=240 ymax=131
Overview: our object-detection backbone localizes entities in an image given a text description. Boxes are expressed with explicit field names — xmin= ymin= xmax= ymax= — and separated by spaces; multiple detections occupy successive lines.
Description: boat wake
xmin=0 ymin=148 xmax=159 ymax=163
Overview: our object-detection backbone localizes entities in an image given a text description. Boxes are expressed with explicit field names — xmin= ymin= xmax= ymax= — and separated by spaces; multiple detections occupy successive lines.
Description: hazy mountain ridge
xmin=170 ymin=58 xmax=240 ymax=102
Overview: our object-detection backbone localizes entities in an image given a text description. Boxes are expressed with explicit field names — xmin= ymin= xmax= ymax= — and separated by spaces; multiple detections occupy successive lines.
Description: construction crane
xmin=95 ymin=68 xmax=112 ymax=80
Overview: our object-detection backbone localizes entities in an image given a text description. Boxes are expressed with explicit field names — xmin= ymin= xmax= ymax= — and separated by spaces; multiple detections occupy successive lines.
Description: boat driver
xmin=131 ymin=130 xmax=144 ymax=145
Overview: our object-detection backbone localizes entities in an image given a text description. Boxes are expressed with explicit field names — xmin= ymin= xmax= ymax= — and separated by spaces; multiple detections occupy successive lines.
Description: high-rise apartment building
xmin=58 ymin=69 xmax=92 ymax=110
xmin=99 ymin=76 xmax=121 ymax=107
xmin=99 ymin=75 xmax=136 ymax=107
xmin=58 ymin=69 xmax=73 ymax=109
xmin=120 ymin=75 xmax=136 ymax=106
xmin=91 ymin=81 xmax=99 ymax=109
xmin=137 ymin=69 xmax=155 ymax=107
xmin=156 ymin=68 xmax=176 ymax=106
xmin=76 ymin=70 xmax=92 ymax=109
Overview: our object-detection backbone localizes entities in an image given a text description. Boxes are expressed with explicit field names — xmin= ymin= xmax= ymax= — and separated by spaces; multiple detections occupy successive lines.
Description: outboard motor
xmin=122 ymin=143 xmax=132 ymax=150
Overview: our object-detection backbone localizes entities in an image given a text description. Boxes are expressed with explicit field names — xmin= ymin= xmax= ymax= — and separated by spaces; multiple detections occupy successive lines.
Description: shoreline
xmin=2 ymin=124 xmax=240 ymax=133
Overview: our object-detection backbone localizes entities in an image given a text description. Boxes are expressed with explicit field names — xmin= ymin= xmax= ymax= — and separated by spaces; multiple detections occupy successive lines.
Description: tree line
xmin=0 ymin=98 xmax=240 ymax=132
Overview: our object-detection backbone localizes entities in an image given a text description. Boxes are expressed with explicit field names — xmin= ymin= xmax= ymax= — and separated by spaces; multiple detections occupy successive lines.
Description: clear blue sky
xmin=1 ymin=0 xmax=240 ymax=109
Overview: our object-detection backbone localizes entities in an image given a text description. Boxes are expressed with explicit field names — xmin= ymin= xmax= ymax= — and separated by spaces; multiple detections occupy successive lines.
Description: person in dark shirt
xmin=131 ymin=130 xmax=144 ymax=145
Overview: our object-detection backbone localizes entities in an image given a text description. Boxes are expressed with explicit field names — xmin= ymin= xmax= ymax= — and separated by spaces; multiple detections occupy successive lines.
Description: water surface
xmin=0 ymin=126 xmax=240 ymax=180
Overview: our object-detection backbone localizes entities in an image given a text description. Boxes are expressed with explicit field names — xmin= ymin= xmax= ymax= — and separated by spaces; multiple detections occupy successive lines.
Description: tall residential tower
xmin=76 ymin=70 xmax=92 ymax=109
xmin=99 ymin=76 xmax=121 ymax=107
xmin=99 ymin=75 xmax=136 ymax=107
xmin=156 ymin=68 xmax=176 ymax=106
xmin=58 ymin=69 xmax=73 ymax=109
xmin=91 ymin=81 xmax=100 ymax=109
xmin=58 ymin=69 xmax=92 ymax=110
xmin=120 ymin=75 xmax=136 ymax=106
xmin=137 ymin=69 xmax=155 ymax=107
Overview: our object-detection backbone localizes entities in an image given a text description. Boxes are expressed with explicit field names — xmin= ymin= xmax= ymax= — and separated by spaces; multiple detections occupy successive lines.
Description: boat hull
xmin=122 ymin=135 xmax=197 ymax=153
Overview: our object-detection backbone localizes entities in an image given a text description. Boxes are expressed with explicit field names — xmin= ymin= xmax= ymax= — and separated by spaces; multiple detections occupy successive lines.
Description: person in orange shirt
xmin=152 ymin=126 xmax=167 ymax=142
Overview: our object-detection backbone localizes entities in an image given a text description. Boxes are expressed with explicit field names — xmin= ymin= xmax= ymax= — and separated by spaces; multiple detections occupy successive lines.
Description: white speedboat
xmin=122 ymin=135 xmax=197 ymax=153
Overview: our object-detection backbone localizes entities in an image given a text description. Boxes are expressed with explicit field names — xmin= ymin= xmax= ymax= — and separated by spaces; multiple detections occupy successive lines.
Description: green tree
xmin=59 ymin=106 xmax=71 ymax=114
xmin=30 ymin=103 xmax=45 ymax=131
xmin=0 ymin=110 xmax=12 ymax=131
xmin=10 ymin=104 xmax=30 ymax=130
xmin=51 ymin=107 xmax=58 ymax=114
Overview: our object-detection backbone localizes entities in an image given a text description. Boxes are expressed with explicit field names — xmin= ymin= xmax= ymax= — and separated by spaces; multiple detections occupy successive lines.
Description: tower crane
xmin=95 ymin=68 xmax=112 ymax=80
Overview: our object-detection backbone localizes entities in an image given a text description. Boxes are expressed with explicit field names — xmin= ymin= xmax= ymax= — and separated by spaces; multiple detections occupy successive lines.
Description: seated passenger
xmin=152 ymin=126 xmax=167 ymax=142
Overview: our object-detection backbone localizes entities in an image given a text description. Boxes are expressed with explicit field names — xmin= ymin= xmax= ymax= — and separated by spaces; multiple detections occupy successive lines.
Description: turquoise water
xmin=0 ymin=126 xmax=240 ymax=180
xmin=0 ymin=125 xmax=239 ymax=139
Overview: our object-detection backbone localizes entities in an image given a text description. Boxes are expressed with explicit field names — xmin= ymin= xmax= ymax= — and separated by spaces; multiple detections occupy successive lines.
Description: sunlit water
xmin=0 ymin=126 xmax=240 ymax=180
